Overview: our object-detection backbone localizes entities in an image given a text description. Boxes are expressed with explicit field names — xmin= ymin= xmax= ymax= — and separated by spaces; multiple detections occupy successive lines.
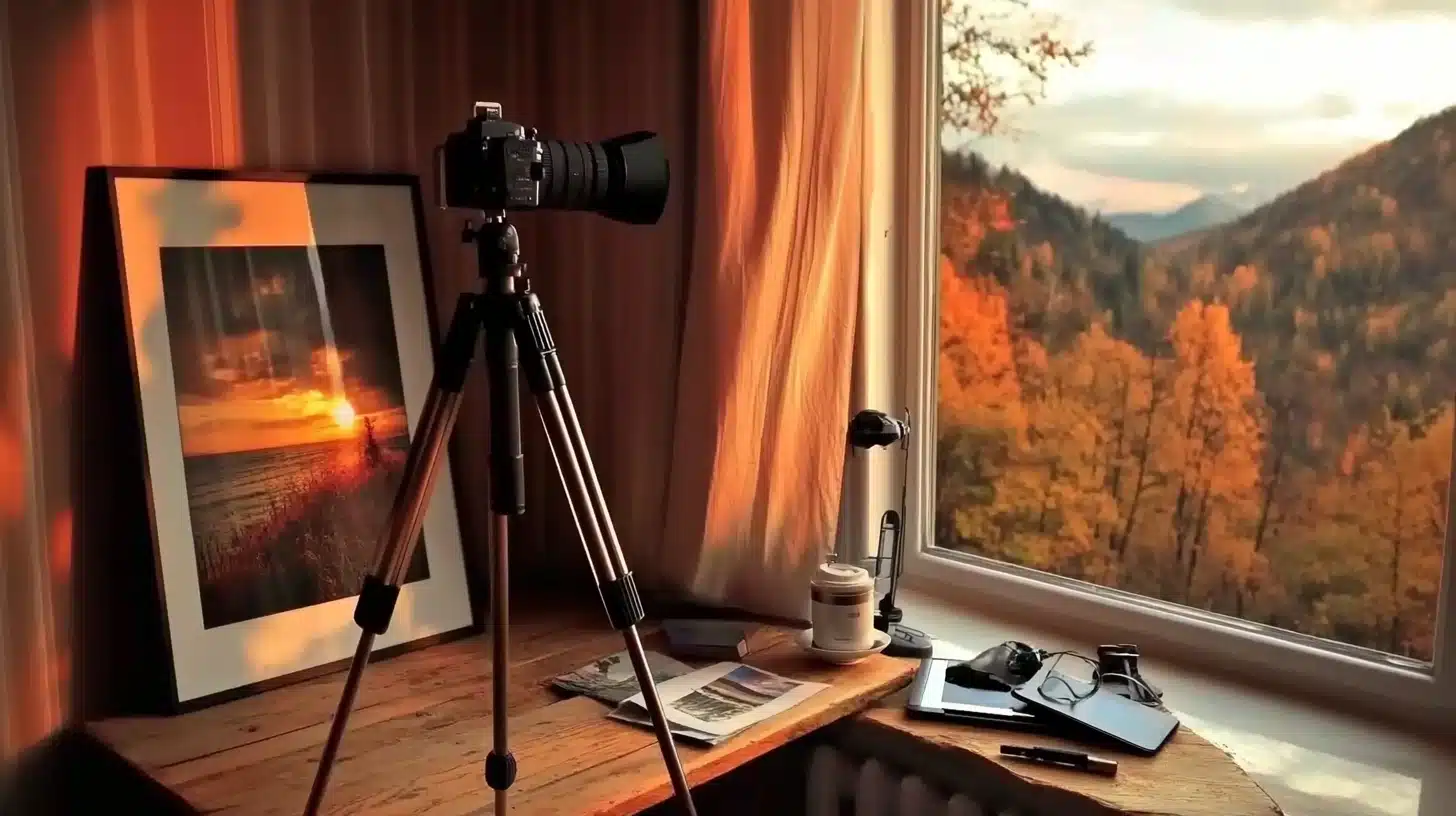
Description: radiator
xmin=806 ymin=744 xmax=1011 ymax=816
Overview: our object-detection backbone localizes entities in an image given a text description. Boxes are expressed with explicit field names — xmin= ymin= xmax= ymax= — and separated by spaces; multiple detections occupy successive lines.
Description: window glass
xmin=934 ymin=0 xmax=1454 ymax=663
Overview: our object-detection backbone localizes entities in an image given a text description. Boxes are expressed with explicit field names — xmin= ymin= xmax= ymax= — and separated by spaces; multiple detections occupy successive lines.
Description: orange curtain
xmin=662 ymin=0 xmax=869 ymax=621
xmin=0 ymin=0 xmax=694 ymax=755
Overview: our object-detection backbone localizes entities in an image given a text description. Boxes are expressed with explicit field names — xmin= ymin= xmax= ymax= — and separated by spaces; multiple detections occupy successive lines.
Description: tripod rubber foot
xmin=601 ymin=572 xmax=645 ymax=630
xmin=485 ymin=750 xmax=517 ymax=791
xmin=354 ymin=575 xmax=400 ymax=635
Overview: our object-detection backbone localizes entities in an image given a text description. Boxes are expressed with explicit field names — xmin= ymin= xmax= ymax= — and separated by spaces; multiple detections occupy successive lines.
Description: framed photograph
xmin=104 ymin=168 xmax=474 ymax=710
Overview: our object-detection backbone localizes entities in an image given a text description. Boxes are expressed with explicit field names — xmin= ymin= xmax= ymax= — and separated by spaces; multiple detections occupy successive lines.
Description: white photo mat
xmin=111 ymin=174 xmax=472 ymax=706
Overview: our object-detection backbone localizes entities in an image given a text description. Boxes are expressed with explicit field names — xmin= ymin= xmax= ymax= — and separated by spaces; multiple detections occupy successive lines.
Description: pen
xmin=999 ymin=744 xmax=1118 ymax=777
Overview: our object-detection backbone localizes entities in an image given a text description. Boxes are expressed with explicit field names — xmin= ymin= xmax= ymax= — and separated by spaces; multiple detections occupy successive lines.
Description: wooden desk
xmin=846 ymin=690 xmax=1284 ymax=816
xmin=88 ymin=602 xmax=914 ymax=815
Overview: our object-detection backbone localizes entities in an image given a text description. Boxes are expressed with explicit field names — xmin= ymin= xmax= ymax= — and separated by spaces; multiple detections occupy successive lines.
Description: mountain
xmin=936 ymin=107 xmax=1456 ymax=662
xmin=940 ymin=151 xmax=1147 ymax=344
xmin=1158 ymin=105 xmax=1456 ymax=432
xmin=1107 ymin=194 xmax=1246 ymax=243
xmin=941 ymin=104 xmax=1456 ymax=441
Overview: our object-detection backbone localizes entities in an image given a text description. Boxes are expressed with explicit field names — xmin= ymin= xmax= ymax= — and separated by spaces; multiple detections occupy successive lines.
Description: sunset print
xmin=161 ymin=244 xmax=428 ymax=629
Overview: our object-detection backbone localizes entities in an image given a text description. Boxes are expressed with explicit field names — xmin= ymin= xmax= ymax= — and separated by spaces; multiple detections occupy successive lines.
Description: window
xmin=894 ymin=0 xmax=1456 ymax=719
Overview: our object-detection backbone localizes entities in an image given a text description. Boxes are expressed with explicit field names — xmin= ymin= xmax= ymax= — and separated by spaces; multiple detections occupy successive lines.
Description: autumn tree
xmin=935 ymin=3 xmax=1089 ymax=561
xmin=1053 ymin=325 xmax=1164 ymax=573
xmin=1134 ymin=302 xmax=1263 ymax=604
xmin=940 ymin=0 xmax=1092 ymax=137
xmin=939 ymin=256 xmax=1023 ymax=432
xmin=937 ymin=259 xmax=1026 ymax=554
xmin=1322 ymin=410 xmax=1450 ymax=656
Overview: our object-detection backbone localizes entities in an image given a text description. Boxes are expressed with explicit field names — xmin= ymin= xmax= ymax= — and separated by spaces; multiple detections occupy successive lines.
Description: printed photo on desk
xmin=610 ymin=663 xmax=827 ymax=745
xmin=552 ymin=649 xmax=694 ymax=705
xmin=103 ymin=168 xmax=474 ymax=711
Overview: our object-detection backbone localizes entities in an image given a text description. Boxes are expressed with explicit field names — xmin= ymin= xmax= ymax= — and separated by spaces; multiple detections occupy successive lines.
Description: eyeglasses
xmin=1037 ymin=651 xmax=1163 ymax=708
xmin=1038 ymin=652 xmax=1100 ymax=705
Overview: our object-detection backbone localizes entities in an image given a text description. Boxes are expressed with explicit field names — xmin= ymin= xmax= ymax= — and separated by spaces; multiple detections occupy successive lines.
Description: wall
xmin=0 ymin=0 xmax=695 ymax=752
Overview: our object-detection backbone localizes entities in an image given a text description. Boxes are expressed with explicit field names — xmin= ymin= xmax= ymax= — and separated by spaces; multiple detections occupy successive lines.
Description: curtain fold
xmin=662 ymin=0 xmax=868 ymax=621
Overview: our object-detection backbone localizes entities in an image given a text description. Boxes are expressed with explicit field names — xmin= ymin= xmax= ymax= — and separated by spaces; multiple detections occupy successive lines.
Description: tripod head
xmin=463 ymin=214 xmax=524 ymax=284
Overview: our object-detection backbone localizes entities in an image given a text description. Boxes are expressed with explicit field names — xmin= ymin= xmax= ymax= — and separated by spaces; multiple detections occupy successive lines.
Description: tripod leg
xmin=303 ymin=293 xmax=481 ymax=816
xmin=483 ymin=273 xmax=525 ymax=814
xmin=514 ymin=291 xmax=699 ymax=816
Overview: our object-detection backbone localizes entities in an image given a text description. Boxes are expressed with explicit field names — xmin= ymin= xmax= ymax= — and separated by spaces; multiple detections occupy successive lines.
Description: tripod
xmin=302 ymin=214 xmax=698 ymax=816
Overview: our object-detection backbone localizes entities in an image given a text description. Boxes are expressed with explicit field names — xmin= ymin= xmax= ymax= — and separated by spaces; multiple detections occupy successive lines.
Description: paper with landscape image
xmin=552 ymin=650 xmax=695 ymax=705
xmin=161 ymin=244 xmax=428 ymax=630
xmin=610 ymin=662 xmax=826 ymax=743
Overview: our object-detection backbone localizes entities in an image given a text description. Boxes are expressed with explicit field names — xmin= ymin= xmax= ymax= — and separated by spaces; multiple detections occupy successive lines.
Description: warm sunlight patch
xmin=331 ymin=399 xmax=357 ymax=431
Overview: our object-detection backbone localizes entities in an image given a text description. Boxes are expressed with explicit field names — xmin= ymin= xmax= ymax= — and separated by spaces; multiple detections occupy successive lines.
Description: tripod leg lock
xmin=354 ymin=575 xmax=401 ymax=635
xmin=515 ymin=294 xmax=568 ymax=394
xmin=601 ymin=572 xmax=646 ymax=631
xmin=484 ymin=750 xmax=517 ymax=791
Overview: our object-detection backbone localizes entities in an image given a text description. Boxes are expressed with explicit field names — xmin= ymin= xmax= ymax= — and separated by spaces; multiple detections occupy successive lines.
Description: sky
xmin=948 ymin=0 xmax=1456 ymax=214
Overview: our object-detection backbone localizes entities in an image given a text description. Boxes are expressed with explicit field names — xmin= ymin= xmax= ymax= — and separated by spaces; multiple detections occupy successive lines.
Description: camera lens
xmin=538 ymin=132 xmax=669 ymax=225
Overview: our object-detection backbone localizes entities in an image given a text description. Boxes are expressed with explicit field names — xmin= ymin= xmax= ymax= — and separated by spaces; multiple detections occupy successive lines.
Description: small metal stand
xmin=302 ymin=214 xmax=698 ymax=816
xmin=850 ymin=410 xmax=935 ymax=659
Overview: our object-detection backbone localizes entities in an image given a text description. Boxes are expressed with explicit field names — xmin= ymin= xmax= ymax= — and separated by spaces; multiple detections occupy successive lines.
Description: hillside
xmin=936 ymin=107 xmax=1456 ymax=661
xmin=1108 ymin=194 xmax=1245 ymax=242
xmin=943 ymin=105 xmax=1456 ymax=438
xmin=941 ymin=151 xmax=1146 ymax=343
xmin=1159 ymin=105 xmax=1456 ymax=436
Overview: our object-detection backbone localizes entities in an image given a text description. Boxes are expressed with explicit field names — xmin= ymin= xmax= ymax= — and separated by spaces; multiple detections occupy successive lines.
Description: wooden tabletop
xmin=846 ymin=691 xmax=1284 ymax=816
xmin=87 ymin=601 xmax=915 ymax=815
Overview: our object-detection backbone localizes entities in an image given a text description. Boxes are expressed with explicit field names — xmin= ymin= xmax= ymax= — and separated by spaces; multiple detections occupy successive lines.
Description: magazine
xmin=609 ymin=662 xmax=827 ymax=746
xmin=551 ymin=649 xmax=696 ymax=705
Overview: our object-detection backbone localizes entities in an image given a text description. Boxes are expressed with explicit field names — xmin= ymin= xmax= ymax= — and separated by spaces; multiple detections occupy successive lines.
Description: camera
xmin=434 ymin=102 xmax=670 ymax=225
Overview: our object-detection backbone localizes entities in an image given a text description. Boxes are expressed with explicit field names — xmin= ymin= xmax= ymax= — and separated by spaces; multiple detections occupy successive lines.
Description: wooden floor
xmin=89 ymin=597 xmax=915 ymax=815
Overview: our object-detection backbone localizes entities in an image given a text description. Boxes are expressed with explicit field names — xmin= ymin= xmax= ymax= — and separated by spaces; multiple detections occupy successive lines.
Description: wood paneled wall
xmin=0 ymin=0 xmax=695 ymax=751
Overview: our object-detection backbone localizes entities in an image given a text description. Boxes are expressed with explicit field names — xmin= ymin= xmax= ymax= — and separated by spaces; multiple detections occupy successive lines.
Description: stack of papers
xmin=609 ymin=662 xmax=828 ymax=746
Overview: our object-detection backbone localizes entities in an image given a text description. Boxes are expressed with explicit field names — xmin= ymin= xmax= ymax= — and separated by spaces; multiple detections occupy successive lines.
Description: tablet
xmin=1010 ymin=663 xmax=1179 ymax=755
xmin=904 ymin=658 xmax=1048 ymax=732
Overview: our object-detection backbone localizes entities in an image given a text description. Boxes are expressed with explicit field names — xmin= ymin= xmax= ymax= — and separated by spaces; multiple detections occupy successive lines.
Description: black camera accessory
xmin=945 ymin=641 xmax=1046 ymax=690
xmin=304 ymin=105 xmax=695 ymax=816
xmin=1097 ymin=644 xmax=1164 ymax=707
xmin=847 ymin=409 xmax=910 ymax=449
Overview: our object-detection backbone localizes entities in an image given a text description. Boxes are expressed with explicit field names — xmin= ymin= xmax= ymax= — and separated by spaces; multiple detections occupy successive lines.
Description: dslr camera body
xmin=434 ymin=102 xmax=669 ymax=225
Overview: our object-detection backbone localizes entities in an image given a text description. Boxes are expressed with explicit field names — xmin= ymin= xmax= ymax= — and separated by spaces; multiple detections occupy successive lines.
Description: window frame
xmin=890 ymin=0 xmax=1456 ymax=733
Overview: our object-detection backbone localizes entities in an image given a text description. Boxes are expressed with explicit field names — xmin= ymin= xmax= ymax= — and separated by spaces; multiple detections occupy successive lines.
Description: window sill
xmin=894 ymin=587 xmax=1456 ymax=816
xmin=901 ymin=547 xmax=1455 ymax=740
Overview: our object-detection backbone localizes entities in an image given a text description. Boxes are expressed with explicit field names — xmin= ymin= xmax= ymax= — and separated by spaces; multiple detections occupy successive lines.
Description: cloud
xmin=1013 ymin=160 xmax=1204 ymax=213
xmin=1051 ymin=140 xmax=1363 ymax=194
xmin=1001 ymin=91 xmax=1359 ymax=142
xmin=957 ymin=91 xmax=1382 ymax=208
xmin=1163 ymin=0 xmax=1456 ymax=21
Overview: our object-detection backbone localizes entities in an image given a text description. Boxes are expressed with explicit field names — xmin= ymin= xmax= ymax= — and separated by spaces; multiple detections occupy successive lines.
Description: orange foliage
xmin=938 ymin=255 xmax=1022 ymax=432
xmin=941 ymin=190 xmax=1015 ymax=268
xmin=936 ymin=287 xmax=1449 ymax=659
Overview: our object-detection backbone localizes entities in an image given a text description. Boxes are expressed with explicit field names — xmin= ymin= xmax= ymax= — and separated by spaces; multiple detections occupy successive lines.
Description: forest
xmin=935 ymin=109 xmax=1456 ymax=663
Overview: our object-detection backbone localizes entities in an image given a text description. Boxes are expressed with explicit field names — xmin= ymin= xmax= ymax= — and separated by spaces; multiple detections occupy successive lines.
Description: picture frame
xmin=101 ymin=167 xmax=475 ymax=711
